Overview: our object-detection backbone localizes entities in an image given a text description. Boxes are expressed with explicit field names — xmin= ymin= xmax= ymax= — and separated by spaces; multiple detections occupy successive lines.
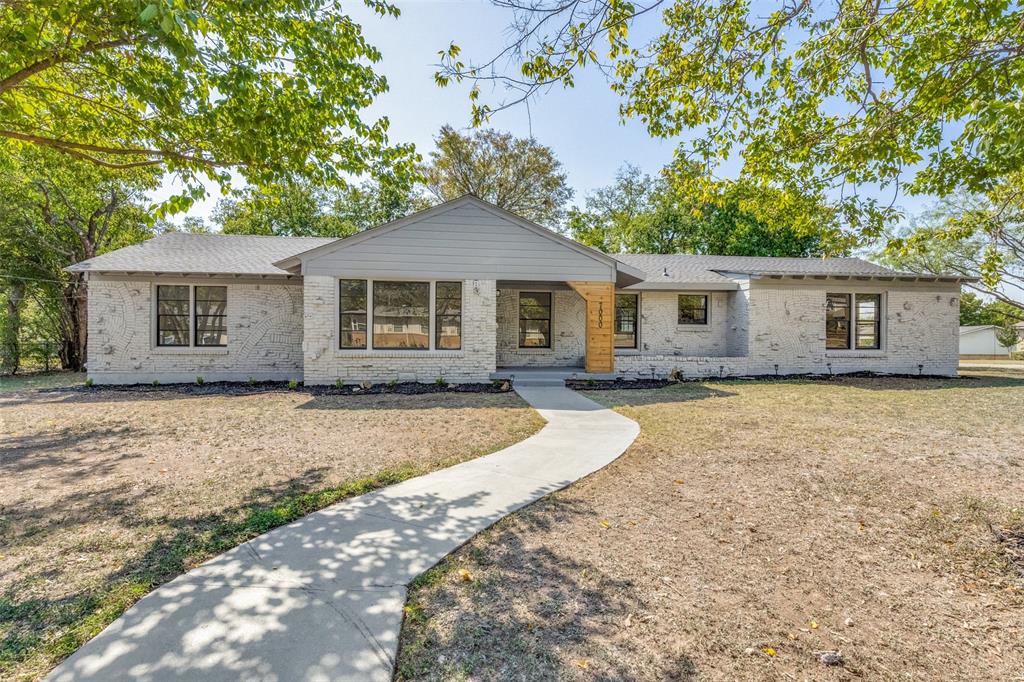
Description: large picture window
xmin=373 ymin=281 xmax=430 ymax=350
xmin=157 ymin=284 xmax=228 ymax=347
xmin=194 ymin=286 xmax=227 ymax=346
xmin=826 ymin=293 xmax=882 ymax=350
xmin=435 ymin=282 xmax=462 ymax=350
xmin=519 ymin=292 xmax=551 ymax=348
xmin=678 ymin=294 xmax=708 ymax=325
xmin=339 ymin=279 xmax=367 ymax=349
xmin=157 ymin=285 xmax=190 ymax=346
xmin=614 ymin=294 xmax=638 ymax=349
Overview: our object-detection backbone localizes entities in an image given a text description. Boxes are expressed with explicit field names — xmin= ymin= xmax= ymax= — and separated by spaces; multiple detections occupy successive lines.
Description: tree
xmin=882 ymin=182 xmax=1023 ymax=318
xmin=1 ymin=0 xmax=416 ymax=207
xmin=959 ymin=292 xmax=992 ymax=326
xmin=995 ymin=322 xmax=1021 ymax=353
xmin=0 ymin=148 xmax=156 ymax=370
xmin=568 ymin=164 xmax=843 ymax=256
xmin=437 ymin=1 xmax=1024 ymax=239
xmin=214 ymin=178 xmax=425 ymax=237
xmin=420 ymin=125 xmax=572 ymax=225
xmin=215 ymin=181 xmax=352 ymax=238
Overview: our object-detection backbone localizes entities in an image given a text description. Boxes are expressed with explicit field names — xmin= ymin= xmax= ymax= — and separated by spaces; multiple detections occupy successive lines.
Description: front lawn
xmin=397 ymin=372 xmax=1024 ymax=681
xmin=0 ymin=385 xmax=544 ymax=681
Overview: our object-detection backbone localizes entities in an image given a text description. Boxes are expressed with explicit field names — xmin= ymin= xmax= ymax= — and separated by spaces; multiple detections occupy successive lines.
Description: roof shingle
xmin=67 ymin=233 xmax=336 ymax=276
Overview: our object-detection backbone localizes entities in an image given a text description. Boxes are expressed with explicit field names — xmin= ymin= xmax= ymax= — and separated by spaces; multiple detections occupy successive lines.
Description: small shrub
xmin=152 ymin=379 xmax=160 ymax=387
xmin=387 ymin=378 xmax=398 ymax=388
xmin=195 ymin=376 xmax=205 ymax=386
xmin=248 ymin=376 xmax=257 ymax=386
xmin=287 ymin=379 xmax=299 ymax=391
xmin=435 ymin=376 xmax=448 ymax=388
xmin=84 ymin=377 xmax=94 ymax=387
xmin=334 ymin=378 xmax=343 ymax=389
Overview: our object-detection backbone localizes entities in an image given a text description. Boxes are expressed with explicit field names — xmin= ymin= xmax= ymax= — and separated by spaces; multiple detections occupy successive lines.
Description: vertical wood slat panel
xmin=567 ymin=281 xmax=615 ymax=373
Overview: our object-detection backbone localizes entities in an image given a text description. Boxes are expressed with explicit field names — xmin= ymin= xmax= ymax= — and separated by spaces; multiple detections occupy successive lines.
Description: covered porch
xmin=495 ymin=280 xmax=625 ymax=374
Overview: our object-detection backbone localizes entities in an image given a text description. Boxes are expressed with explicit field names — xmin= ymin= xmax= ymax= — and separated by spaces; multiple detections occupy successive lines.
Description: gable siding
xmin=303 ymin=203 xmax=614 ymax=281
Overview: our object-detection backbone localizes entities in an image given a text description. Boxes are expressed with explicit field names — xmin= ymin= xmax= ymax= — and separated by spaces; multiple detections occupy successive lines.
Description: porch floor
xmin=491 ymin=366 xmax=619 ymax=386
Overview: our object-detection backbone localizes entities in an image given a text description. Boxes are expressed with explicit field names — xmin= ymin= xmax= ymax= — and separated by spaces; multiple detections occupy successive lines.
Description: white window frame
xmin=150 ymin=282 xmax=229 ymax=353
xmin=334 ymin=277 xmax=465 ymax=356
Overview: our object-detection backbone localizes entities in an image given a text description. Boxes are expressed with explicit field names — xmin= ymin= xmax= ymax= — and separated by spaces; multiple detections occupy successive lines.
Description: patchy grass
xmin=0 ymin=372 xmax=84 ymax=393
xmin=0 ymin=386 xmax=544 ymax=681
xmin=397 ymin=372 xmax=1024 ymax=681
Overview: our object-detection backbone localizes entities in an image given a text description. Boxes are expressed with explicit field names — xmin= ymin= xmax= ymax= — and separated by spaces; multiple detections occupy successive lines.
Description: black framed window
xmin=373 ymin=281 xmax=430 ymax=350
xmin=339 ymin=279 xmax=367 ymax=349
xmin=519 ymin=292 xmax=551 ymax=348
xmin=194 ymin=286 xmax=227 ymax=346
xmin=826 ymin=293 xmax=852 ymax=349
xmin=156 ymin=285 xmax=190 ymax=346
xmin=855 ymin=294 xmax=881 ymax=349
xmin=435 ymin=282 xmax=462 ymax=350
xmin=678 ymin=294 xmax=708 ymax=325
xmin=614 ymin=294 xmax=638 ymax=349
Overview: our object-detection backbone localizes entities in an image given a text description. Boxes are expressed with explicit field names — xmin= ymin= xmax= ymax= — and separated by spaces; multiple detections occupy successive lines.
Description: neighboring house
xmin=959 ymin=324 xmax=1024 ymax=357
xmin=68 ymin=195 xmax=969 ymax=384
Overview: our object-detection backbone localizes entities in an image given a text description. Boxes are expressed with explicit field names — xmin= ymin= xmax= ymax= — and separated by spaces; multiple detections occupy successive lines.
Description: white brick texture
xmin=87 ymin=276 xmax=959 ymax=384
xmin=86 ymin=279 xmax=304 ymax=384
xmin=496 ymin=288 xmax=586 ymax=367
xmin=615 ymin=282 xmax=960 ymax=378
xmin=302 ymin=276 xmax=497 ymax=384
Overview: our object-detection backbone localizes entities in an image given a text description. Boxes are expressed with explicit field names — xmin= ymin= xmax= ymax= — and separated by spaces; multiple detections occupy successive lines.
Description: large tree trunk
xmin=1 ymin=283 xmax=26 ymax=375
xmin=59 ymin=275 xmax=87 ymax=371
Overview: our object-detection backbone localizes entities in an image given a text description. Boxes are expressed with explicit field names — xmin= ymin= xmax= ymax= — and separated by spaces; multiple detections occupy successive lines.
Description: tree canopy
xmin=882 ymin=180 xmax=1023 ymax=317
xmin=437 ymin=0 xmax=1024 ymax=240
xmin=0 ymin=0 xmax=416 ymax=208
xmin=420 ymin=125 xmax=573 ymax=225
xmin=214 ymin=178 xmax=427 ymax=237
xmin=568 ymin=164 xmax=843 ymax=257
xmin=0 ymin=147 xmax=158 ymax=370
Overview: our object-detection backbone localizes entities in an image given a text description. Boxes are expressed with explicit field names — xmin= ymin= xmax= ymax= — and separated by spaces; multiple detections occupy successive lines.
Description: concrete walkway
xmin=48 ymin=379 xmax=639 ymax=682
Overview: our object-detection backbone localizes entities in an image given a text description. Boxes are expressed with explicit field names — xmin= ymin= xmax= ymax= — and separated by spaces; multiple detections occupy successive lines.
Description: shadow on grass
xmin=0 ymin=460 xmax=451 ymax=679
xmin=397 ymin=498 xmax=698 ymax=681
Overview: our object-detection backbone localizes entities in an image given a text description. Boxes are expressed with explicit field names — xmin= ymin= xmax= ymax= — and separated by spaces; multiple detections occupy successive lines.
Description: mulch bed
xmin=567 ymin=371 xmax=961 ymax=390
xmin=62 ymin=380 xmax=513 ymax=397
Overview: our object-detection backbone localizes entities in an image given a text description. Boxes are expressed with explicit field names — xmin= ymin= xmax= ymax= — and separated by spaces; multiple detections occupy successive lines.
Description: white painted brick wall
xmin=496 ymin=288 xmax=586 ymax=367
xmin=302 ymin=276 xmax=497 ymax=384
xmin=632 ymin=290 xmax=733 ymax=356
xmin=86 ymin=279 xmax=304 ymax=384
xmin=745 ymin=282 xmax=960 ymax=376
xmin=615 ymin=282 xmax=960 ymax=378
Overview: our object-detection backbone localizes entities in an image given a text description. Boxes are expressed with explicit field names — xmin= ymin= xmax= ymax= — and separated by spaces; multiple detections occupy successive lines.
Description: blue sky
xmin=162 ymin=0 xmax=931 ymax=222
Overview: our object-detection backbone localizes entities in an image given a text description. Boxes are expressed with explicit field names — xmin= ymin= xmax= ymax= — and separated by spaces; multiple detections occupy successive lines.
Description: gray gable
xmin=289 ymin=196 xmax=621 ymax=283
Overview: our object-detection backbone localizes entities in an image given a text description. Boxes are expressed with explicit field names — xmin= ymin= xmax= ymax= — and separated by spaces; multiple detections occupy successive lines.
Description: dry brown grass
xmin=397 ymin=372 xmax=1024 ymax=681
xmin=0 ymin=386 xmax=543 ymax=681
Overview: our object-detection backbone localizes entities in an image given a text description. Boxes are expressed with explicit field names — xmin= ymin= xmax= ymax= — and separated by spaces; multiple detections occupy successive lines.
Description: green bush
xmin=287 ymin=379 xmax=299 ymax=391
xmin=195 ymin=376 xmax=205 ymax=385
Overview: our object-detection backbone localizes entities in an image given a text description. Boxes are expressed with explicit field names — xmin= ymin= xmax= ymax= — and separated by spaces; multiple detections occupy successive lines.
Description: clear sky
xmin=161 ymin=0 xmax=932 ymax=222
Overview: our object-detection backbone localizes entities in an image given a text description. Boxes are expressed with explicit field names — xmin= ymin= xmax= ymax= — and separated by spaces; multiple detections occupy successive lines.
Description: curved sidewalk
xmin=48 ymin=381 xmax=640 ymax=682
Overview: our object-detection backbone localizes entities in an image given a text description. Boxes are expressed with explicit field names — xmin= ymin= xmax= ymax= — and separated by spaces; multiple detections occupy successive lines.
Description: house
xmin=959 ymin=324 xmax=1024 ymax=358
xmin=68 ymin=195 xmax=969 ymax=385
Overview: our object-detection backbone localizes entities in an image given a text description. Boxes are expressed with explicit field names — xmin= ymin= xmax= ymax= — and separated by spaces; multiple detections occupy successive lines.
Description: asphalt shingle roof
xmin=613 ymin=253 xmax=910 ymax=287
xmin=69 ymin=232 xmax=955 ymax=285
xmin=67 ymin=233 xmax=336 ymax=276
